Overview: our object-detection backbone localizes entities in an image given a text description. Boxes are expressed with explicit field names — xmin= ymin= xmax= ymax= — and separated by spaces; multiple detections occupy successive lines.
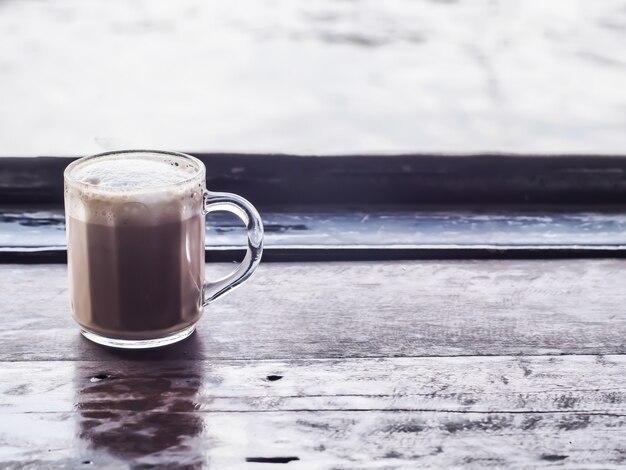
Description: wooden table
xmin=1 ymin=260 xmax=625 ymax=468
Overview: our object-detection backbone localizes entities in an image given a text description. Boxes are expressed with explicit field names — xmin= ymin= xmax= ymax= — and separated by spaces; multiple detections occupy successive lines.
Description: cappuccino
xmin=65 ymin=152 xmax=205 ymax=341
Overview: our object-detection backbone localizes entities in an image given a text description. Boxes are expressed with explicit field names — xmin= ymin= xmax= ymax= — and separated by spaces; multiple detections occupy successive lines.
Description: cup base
xmin=80 ymin=323 xmax=197 ymax=349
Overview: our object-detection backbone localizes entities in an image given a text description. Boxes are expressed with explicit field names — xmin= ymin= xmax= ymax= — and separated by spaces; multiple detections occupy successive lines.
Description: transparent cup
xmin=64 ymin=150 xmax=263 ymax=348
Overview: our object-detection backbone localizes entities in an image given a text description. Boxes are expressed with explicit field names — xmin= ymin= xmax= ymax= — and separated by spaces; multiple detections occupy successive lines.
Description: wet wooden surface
xmin=5 ymin=206 xmax=626 ymax=261
xmin=1 ymin=260 xmax=626 ymax=468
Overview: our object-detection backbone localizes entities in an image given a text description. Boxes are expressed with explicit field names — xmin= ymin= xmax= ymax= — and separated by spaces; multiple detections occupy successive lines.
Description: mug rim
xmin=64 ymin=149 xmax=205 ymax=194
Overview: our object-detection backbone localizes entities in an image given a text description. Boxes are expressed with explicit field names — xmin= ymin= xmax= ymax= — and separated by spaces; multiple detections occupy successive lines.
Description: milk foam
xmin=65 ymin=152 xmax=204 ymax=225
xmin=70 ymin=154 xmax=197 ymax=190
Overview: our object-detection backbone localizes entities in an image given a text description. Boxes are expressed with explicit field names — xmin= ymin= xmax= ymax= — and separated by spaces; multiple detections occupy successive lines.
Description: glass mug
xmin=64 ymin=150 xmax=264 ymax=348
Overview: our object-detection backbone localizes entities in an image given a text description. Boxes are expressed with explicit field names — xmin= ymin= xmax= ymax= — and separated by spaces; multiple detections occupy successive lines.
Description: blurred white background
xmin=1 ymin=0 xmax=625 ymax=155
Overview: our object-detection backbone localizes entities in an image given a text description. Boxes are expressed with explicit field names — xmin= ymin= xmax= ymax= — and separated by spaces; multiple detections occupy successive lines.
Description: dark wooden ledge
xmin=3 ymin=153 xmax=626 ymax=205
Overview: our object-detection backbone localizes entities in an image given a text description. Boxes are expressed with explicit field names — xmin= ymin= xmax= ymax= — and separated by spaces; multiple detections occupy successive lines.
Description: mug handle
xmin=202 ymin=190 xmax=264 ymax=306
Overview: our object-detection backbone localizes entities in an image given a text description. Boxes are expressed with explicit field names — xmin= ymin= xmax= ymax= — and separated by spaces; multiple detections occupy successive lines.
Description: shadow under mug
xmin=64 ymin=150 xmax=264 ymax=349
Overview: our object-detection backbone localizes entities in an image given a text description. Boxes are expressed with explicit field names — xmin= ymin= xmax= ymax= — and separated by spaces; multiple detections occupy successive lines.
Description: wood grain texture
xmin=1 ymin=412 xmax=624 ymax=469
xmin=1 ymin=357 xmax=625 ymax=469
xmin=2 ymin=260 xmax=626 ymax=468
xmin=1 ymin=356 xmax=625 ymax=414
xmin=1 ymin=260 xmax=626 ymax=361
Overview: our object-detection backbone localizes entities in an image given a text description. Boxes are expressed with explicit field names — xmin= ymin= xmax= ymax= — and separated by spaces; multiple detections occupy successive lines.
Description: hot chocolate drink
xmin=65 ymin=153 xmax=205 ymax=341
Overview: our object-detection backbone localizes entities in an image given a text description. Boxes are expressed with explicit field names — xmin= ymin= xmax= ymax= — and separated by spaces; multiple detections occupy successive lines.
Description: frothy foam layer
xmin=65 ymin=152 xmax=204 ymax=225
xmin=70 ymin=154 xmax=197 ymax=190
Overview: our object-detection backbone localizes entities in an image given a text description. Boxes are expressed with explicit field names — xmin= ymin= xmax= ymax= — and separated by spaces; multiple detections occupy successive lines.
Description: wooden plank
xmin=1 ymin=356 xmax=625 ymax=414
xmin=5 ymin=206 xmax=626 ymax=254
xmin=1 ymin=411 xmax=624 ymax=468
xmin=4 ymin=154 xmax=626 ymax=206
xmin=1 ymin=356 xmax=625 ymax=468
xmin=1 ymin=260 xmax=625 ymax=361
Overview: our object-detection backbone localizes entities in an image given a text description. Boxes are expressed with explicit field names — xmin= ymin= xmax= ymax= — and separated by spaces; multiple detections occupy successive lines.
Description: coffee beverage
xmin=67 ymin=216 xmax=204 ymax=340
xmin=65 ymin=153 xmax=205 ymax=341
xmin=65 ymin=150 xmax=263 ymax=348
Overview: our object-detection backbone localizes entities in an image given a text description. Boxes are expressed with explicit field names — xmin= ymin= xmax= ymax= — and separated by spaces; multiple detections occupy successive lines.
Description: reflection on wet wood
xmin=2 ymin=356 xmax=626 ymax=414
xmin=0 ymin=357 xmax=625 ymax=468
xmin=4 ymin=206 xmax=626 ymax=262
xmin=1 ymin=260 xmax=626 ymax=361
